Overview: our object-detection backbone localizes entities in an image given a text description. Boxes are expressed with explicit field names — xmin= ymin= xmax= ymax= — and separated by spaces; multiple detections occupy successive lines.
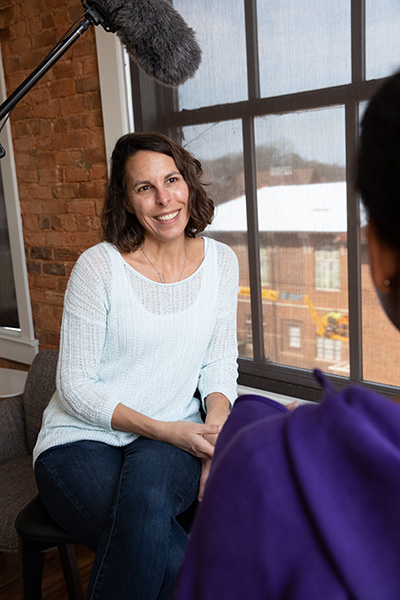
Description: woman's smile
xmin=154 ymin=209 xmax=180 ymax=223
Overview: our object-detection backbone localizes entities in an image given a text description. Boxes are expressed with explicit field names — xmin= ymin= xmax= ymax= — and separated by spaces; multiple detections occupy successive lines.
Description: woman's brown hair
xmin=101 ymin=132 xmax=215 ymax=252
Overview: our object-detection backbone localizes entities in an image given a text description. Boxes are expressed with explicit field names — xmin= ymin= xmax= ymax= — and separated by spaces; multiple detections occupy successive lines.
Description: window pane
xmin=0 ymin=171 xmax=19 ymax=328
xmin=366 ymin=0 xmax=400 ymax=80
xmin=255 ymin=106 xmax=349 ymax=374
xmin=180 ymin=122 xmax=252 ymax=358
xmin=361 ymin=258 xmax=400 ymax=387
xmin=258 ymin=0 xmax=351 ymax=98
xmin=173 ymin=0 xmax=248 ymax=110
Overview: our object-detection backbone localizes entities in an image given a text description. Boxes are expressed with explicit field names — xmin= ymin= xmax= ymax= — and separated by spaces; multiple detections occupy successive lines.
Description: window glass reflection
xmin=258 ymin=0 xmax=351 ymax=97
xmin=366 ymin=0 xmax=400 ymax=80
xmin=173 ymin=1 xmax=248 ymax=110
xmin=254 ymin=107 xmax=349 ymax=374
xmin=181 ymin=122 xmax=252 ymax=358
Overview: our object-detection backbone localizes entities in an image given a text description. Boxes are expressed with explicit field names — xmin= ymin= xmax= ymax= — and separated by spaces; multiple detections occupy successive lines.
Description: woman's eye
xmin=167 ymin=177 xmax=178 ymax=184
xmin=137 ymin=185 xmax=150 ymax=193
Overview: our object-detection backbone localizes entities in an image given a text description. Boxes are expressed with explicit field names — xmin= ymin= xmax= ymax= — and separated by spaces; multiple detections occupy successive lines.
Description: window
xmin=315 ymin=243 xmax=340 ymax=291
xmin=283 ymin=322 xmax=302 ymax=352
xmin=259 ymin=247 xmax=269 ymax=287
xmin=316 ymin=337 xmax=342 ymax=363
xmin=130 ymin=0 xmax=400 ymax=400
xmin=0 ymin=46 xmax=38 ymax=363
xmin=0 ymin=170 xmax=18 ymax=329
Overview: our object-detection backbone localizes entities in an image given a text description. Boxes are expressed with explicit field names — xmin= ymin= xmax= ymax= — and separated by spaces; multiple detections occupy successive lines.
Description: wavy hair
xmin=101 ymin=132 xmax=215 ymax=252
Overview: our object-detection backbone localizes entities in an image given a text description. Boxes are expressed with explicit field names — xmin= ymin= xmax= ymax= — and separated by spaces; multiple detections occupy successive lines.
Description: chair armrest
xmin=0 ymin=396 xmax=29 ymax=464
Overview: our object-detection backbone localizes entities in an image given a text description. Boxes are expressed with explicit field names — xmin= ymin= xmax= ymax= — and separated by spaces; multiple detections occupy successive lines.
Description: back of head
xmin=358 ymin=71 xmax=400 ymax=251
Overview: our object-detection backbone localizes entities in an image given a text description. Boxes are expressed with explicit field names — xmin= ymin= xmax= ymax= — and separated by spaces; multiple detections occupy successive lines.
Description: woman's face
xmin=125 ymin=150 xmax=190 ymax=245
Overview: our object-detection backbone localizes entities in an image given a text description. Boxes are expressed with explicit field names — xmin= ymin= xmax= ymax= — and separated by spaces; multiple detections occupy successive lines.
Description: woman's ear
xmin=368 ymin=220 xmax=400 ymax=332
xmin=367 ymin=221 xmax=399 ymax=293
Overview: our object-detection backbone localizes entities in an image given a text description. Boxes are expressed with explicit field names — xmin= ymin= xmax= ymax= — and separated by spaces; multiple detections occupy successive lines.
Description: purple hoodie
xmin=174 ymin=371 xmax=400 ymax=600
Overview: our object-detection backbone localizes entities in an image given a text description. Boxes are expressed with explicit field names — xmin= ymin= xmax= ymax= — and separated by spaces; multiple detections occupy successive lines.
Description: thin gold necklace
xmin=141 ymin=242 xmax=187 ymax=283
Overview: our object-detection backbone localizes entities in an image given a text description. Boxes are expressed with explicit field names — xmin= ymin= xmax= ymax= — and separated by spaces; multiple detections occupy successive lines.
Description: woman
xmin=33 ymin=132 xmax=239 ymax=600
xmin=174 ymin=72 xmax=400 ymax=600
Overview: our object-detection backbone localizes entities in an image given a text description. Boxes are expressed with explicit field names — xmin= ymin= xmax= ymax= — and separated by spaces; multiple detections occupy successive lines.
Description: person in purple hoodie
xmin=174 ymin=71 xmax=400 ymax=600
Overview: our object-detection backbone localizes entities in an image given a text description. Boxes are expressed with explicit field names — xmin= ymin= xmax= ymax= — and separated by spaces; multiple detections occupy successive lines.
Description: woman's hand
xmin=158 ymin=420 xmax=221 ymax=458
xmin=112 ymin=402 xmax=219 ymax=455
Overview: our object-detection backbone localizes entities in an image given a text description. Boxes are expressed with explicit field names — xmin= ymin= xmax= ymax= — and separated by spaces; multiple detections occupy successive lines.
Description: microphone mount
xmin=0 ymin=2 xmax=113 ymax=158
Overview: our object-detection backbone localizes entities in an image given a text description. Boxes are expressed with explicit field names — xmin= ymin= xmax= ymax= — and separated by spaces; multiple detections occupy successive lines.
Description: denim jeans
xmin=35 ymin=438 xmax=201 ymax=600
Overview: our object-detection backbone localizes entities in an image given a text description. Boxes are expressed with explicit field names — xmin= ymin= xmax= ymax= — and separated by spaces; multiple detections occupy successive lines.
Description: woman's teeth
xmin=156 ymin=210 xmax=179 ymax=222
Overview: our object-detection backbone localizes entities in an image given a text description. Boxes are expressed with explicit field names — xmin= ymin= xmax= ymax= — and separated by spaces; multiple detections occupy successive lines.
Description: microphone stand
xmin=0 ymin=1 xmax=113 ymax=158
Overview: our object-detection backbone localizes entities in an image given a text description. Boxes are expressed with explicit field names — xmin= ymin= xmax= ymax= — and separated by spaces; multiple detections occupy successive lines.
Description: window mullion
xmin=244 ymin=0 xmax=260 ymax=101
xmin=242 ymin=116 xmax=264 ymax=364
xmin=351 ymin=0 xmax=366 ymax=83
xmin=345 ymin=100 xmax=363 ymax=384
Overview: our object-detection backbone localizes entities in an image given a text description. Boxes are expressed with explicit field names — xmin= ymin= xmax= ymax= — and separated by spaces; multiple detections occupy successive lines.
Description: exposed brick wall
xmin=0 ymin=0 xmax=107 ymax=367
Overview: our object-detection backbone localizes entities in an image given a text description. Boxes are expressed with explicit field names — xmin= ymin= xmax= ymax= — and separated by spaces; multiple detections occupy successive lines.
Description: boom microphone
xmin=84 ymin=0 xmax=202 ymax=87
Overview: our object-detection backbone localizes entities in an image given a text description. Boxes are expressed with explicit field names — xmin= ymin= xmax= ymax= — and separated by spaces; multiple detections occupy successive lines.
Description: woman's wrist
xmin=204 ymin=393 xmax=230 ymax=425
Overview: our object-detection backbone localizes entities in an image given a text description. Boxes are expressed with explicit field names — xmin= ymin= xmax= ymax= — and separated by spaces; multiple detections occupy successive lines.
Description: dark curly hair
xmin=101 ymin=132 xmax=215 ymax=252
xmin=357 ymin=71 xmax=400 ymax=251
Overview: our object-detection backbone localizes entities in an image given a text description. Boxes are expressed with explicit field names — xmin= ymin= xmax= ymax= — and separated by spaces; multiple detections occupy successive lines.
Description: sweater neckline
xmin=114 ymin=237 xmax=209 ymax=285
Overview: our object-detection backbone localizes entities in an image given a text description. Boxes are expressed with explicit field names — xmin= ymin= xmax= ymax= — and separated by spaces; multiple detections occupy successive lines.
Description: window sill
xmin=0 ymin=330 xmax=38 ymax=365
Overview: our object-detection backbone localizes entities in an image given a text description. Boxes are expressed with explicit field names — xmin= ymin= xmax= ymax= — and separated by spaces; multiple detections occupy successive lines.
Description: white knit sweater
xmin=33 ymin=237 xmax=239 ymax=463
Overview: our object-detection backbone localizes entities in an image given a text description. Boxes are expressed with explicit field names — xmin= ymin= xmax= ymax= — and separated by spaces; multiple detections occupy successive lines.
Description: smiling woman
xmin=123 ymin=150 xmax=191 ymax=279
xmin=32 ymin=132 xmax=239 ymax=600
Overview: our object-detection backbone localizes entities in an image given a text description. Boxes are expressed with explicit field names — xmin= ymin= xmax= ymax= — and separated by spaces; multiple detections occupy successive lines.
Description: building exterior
xmin=208 ymin=181 xmax=399 ymax=388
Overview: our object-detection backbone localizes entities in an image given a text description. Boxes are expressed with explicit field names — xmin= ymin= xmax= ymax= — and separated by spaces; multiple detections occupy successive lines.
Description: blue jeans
xmin=35 ymin=438 xmax=201 ymax=600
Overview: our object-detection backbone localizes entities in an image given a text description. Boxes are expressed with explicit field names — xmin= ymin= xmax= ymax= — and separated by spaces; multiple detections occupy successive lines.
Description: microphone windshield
xmin=86 ymin=0 xmax=201 ymax=87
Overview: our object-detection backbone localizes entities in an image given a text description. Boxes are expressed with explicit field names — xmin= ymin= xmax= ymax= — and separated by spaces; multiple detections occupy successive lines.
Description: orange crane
xmin=239 ymin=287 xmax=349 ymax=341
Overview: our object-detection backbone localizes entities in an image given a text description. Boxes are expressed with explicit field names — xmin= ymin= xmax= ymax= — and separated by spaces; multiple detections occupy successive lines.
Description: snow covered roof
xmin=207 ymin=181 xmax=347 ymax=233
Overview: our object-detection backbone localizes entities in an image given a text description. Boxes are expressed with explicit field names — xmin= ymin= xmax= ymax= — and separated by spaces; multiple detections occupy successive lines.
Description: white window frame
xmin=94 ymin=27 xmax=134 ymax=168
xmin=0 ymin=46 xmax=38 ymax=364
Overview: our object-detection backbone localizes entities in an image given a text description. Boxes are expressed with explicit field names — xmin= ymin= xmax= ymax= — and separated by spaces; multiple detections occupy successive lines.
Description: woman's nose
xmin=156 ymin=188 xmax=171 ymax=206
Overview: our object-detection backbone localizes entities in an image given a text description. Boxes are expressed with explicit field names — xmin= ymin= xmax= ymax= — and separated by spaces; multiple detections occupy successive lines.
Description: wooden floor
xmin=0 ymin=545 xmax=94 ymax=600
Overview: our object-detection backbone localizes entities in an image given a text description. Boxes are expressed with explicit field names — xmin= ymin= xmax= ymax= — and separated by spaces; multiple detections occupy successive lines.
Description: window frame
xmin=0 ymin=46 xmax=38 ymax=364
xmin=129 ymin=0 xmax=398 ymax=401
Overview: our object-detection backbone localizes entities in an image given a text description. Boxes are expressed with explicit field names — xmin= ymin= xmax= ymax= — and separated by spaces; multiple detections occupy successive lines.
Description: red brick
xmin=34 ymin=275 xmax=59 ymax=290
xmin=41 ymin=200 xmax=67 ymax=215
xmin=58 ymin=95 xmax=88 ymax=116
xmin=75 ymin=74 xmax=99 ymax=94
xmin=66 ymin=200 xmax=96 ymax=215
xmin=44 ymin=290 xmax=66 ymax=306
xmin=50 ymin=78 xmax=76 ymax=99
xmin=42 ymin=13 xmax=55 ymax=29
xmin=51 ymin=183 xmax=80 ymax=199
xmin=19 ymin=200 xmax=43 ymax=215
xmin=62 ymin=130 xmax=92 ymax=149
xmin=22 ymin=215 xmax=39 ymax=232
xmin=31 ymin=29 xmax=58 ymax=49
xmin=43 ymin=263 xmax=66 ymax=276
xmin=9 ymin=35 xmax=32 ymax=55
xmin=45 ymin=231 xmax=76 ymax=246
xmin=53 ymin=247 xmax=81 ymax=261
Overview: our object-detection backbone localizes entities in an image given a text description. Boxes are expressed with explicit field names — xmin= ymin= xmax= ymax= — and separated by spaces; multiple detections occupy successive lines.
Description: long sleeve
xmin=57 ymin=247 xmax=120 ymax=430
xmin=33 ymin=238 xmax=239 ymax=463
xmin=198 ymin=242 xmax=239 ymax=407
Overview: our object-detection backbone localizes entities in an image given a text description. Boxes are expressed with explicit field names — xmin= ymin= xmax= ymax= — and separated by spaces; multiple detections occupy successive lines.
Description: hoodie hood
xmin=175 ymin=373 xmax=400 ymax=600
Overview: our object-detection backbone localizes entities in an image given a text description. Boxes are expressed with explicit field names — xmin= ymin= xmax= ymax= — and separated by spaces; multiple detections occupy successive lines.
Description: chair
xmin=0 ymin=349 xmax=85 ymax=600
xmin=6 ymin=349 xmax=198 ymax=599
xmin=15 ymin=495 xmax=84 ymax=600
